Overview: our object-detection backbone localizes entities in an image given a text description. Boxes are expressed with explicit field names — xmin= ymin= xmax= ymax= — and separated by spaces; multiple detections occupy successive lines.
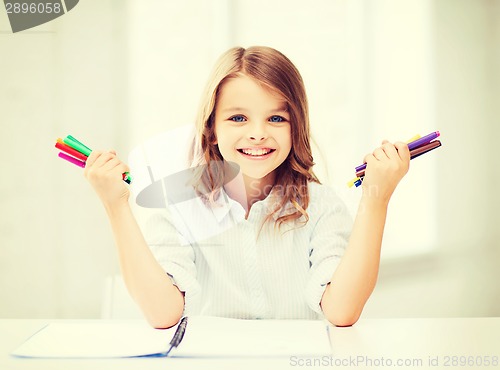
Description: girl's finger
xmin=381 ymin=142 xmax=398 ymax=159
xmin=118 ymin=163 xmax=130 ymax=176
xmin=101 ymin=156 xmax=122 ymax=172
xmin=92 ymin=151 xmax=117 ymax=168
xmin=362 ymin=153 xmax=372 ymax=165
xmin=394 ymin=141 xmax=410 ymax=162
xmin=85 ymin=150 xmax=102 ymax=168
xmin=372 ymin=147 xmax=388 ymax=161
xmin=100 ymin=157 xmax=129 ymax=180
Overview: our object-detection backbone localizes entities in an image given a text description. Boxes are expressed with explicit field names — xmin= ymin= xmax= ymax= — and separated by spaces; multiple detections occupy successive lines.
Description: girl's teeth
xmin=242 ymin=149 xmax=271 ymax=156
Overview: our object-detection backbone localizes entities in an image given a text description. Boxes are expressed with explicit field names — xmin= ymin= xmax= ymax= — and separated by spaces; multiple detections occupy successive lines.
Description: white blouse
xmin=143 ymin=181 xmax=352 ymax=320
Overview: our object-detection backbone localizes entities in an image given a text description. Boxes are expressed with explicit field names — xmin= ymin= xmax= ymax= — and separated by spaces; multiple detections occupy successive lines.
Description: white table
xmin=1 ymin=318 xmax=499 ymax=370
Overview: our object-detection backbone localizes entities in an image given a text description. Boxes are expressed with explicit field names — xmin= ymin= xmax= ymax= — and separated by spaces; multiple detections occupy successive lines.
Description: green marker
xmin=63 ymin=135 xmax=92 ymax=157
xmin=122 ymin=172 xmax=132 ymax=184
xmin=67 ymin=135 xmax=92 ymax=153
xmin=59 ymin=134 xmax=131 ymax=184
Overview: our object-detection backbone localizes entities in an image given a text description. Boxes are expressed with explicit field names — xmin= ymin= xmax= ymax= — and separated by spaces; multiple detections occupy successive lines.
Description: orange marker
xmin=55 ymin=139 xmax=88 ymax=162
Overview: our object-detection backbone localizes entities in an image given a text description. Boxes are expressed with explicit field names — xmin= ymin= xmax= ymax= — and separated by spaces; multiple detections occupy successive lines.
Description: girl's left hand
xmin=361 ymin=140 xmax=410 ymax=204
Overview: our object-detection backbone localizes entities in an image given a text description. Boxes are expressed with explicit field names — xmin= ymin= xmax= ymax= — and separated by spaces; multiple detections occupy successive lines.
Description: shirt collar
xmin=209 ymin=189 xmax=240 ymax=223
xmin=207 ymin=187 xmax=297 ymax=224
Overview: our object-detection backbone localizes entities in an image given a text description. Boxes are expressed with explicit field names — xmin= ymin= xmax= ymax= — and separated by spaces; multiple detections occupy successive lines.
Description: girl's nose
xmin=250 ymin=134 xmax=265 ymax=141
xmin=248 ymin=122 xmax=267 ymax=141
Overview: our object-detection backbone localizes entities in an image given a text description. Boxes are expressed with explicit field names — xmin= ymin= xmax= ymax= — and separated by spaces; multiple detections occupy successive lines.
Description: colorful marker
xmin=407 ymin=131 xmax=440 ymax=151
xmin=55 ymin=135 xmax=132 ymax=184
xmin=67 ymin=135 xmax=91 ymax=153
xmin=55 ymin=139 xmax=88 ymax=161
xmin=355 ymin=140 xmax=442 ymax=178
xmin=407 ymin=139 xmax=442 ymax=160
xmin=62 ymin=136 xmax=92 ymax=157
xmin=355 ymin=132 xmax=438 ymax=172
xmin=58 ymin=152 xmax=86 ymax=168
xmin=348 ymin=132 xmax=442 ymax=188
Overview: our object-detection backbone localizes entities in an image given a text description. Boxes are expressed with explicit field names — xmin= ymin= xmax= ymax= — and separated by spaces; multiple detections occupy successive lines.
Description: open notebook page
xmin=11 ymin=316 xmax=331 ymax=358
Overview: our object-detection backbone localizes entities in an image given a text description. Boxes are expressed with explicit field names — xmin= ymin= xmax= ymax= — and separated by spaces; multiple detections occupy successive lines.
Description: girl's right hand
xmin=84 ymin=150 xmax=130 ymax=208
xmin=360 ymin=140 xmax=410 ymax=204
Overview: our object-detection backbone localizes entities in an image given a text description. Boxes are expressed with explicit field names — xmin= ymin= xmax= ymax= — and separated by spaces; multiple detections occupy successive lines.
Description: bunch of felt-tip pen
xmin=55 ymin=135 xmax=132 ymax=184
xmin=348 ymin=131 xmax=442 ymax=188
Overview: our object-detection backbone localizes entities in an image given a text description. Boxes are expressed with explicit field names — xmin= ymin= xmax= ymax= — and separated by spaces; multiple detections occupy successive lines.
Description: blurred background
xmin=0 ymin=0 xmax=498 ymax=319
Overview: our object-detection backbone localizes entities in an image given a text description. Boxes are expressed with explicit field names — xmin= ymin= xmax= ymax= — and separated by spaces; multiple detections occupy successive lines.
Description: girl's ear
xmin=212 ymin=128 xmax=218 ymax=145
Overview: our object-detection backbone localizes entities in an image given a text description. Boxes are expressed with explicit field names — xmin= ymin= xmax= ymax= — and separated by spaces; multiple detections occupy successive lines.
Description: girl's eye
xmin=229 ymin=115 xmax=246 ymax=123
xmin=269 ymin=115 xmax=286 ymax=123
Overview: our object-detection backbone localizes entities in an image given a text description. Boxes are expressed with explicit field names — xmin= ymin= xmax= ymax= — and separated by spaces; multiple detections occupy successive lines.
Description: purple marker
xmin=355 ymin=163 xmax=367 ymax=172
xmin=407 ymin=131 xmax=440 ymax=150
xmin=354 ymin=131 xmax=440 ymax=172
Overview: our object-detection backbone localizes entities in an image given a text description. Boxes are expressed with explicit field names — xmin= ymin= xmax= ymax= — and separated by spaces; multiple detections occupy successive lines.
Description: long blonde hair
xmin=190 ymin=46 xmax=319 ymax=228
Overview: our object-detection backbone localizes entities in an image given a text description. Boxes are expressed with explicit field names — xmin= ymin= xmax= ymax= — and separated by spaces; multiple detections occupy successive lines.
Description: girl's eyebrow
xmin=220 ymin=107 xmax=248 ymax=113
xmin=220 ymin=105 xmax=289 ymax=114
xmin=269 ymin=106 xmax=289 ymax=113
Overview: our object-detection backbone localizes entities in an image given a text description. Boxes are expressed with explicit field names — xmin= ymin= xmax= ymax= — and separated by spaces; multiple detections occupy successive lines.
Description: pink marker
xmin=58 ymin=152 xmax=86 ymax=168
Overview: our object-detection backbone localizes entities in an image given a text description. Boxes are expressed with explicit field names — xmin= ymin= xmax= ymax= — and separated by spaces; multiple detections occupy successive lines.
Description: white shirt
xmin=143 ymin=181 xmax=352 ymax=320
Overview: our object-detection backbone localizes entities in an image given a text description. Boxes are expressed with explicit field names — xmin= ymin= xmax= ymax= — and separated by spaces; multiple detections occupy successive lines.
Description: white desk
xmin=1 ymin=318 xmax=499 ymax=370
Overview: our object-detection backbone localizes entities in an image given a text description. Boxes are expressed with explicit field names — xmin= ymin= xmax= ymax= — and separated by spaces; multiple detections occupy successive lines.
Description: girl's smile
xmin=237 ymin=147 xmax=276 ymax=159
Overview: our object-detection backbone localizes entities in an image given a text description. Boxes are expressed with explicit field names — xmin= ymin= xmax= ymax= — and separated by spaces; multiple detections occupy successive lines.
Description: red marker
xmin=55 ymin=135 xmax=132 ymax=184
xmin=55 ymin=139 xmax=88 ymax=162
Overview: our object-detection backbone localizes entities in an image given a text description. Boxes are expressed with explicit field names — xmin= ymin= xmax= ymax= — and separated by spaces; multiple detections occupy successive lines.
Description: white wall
xmin=0 ymin=1 xmax=127 ymax=318
xmin=0 ymin=0 xmax=235 ymax=319
xmin=125 ymin=0 xmax=227 ymax=144
xmin=0 ymin=0 xmax=498 ymax=319
xmin=363 ymin=0 xmax=500 ymax=318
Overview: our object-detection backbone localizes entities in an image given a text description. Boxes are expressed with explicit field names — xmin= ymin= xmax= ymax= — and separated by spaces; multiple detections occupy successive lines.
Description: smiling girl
xmin=84 ymin=46 xmax=410 ymax=328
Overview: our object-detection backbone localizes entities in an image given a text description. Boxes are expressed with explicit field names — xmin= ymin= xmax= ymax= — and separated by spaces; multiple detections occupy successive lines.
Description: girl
xmin=84 ymin=46 xmax=410 ymax=328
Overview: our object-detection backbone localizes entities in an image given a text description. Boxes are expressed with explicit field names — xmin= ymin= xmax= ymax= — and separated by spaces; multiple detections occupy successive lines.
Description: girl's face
xmin=214 ymin=74 xmax=292 ymax=183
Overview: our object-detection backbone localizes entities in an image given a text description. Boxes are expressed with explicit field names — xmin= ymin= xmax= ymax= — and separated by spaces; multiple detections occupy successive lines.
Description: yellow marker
xmin=406 ymin=134 xmax=421 ymax=144
xmin=347 ymin=134 xmax=421 ymax=188
xmin=347 ymin=178 xmax=359 ymax=188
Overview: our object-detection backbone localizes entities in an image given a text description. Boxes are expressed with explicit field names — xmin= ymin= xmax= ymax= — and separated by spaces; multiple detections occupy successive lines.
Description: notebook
xmin=11 ymin=316 xmax=332 ymax=358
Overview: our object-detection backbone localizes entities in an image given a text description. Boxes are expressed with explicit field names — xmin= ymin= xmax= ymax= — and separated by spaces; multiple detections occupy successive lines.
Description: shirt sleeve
xmin=305 ymin=184 xmax=353 ymax=316
xmin=142 ymin=207 xmax=201 ymax=316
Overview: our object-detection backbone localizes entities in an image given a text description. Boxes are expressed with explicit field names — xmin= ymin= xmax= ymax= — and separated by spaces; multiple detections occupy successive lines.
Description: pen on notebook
xmin=55 ymin=135 xmax=132 ymax=184
xmin=164 ymin=317 xmax=188 ymax=357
